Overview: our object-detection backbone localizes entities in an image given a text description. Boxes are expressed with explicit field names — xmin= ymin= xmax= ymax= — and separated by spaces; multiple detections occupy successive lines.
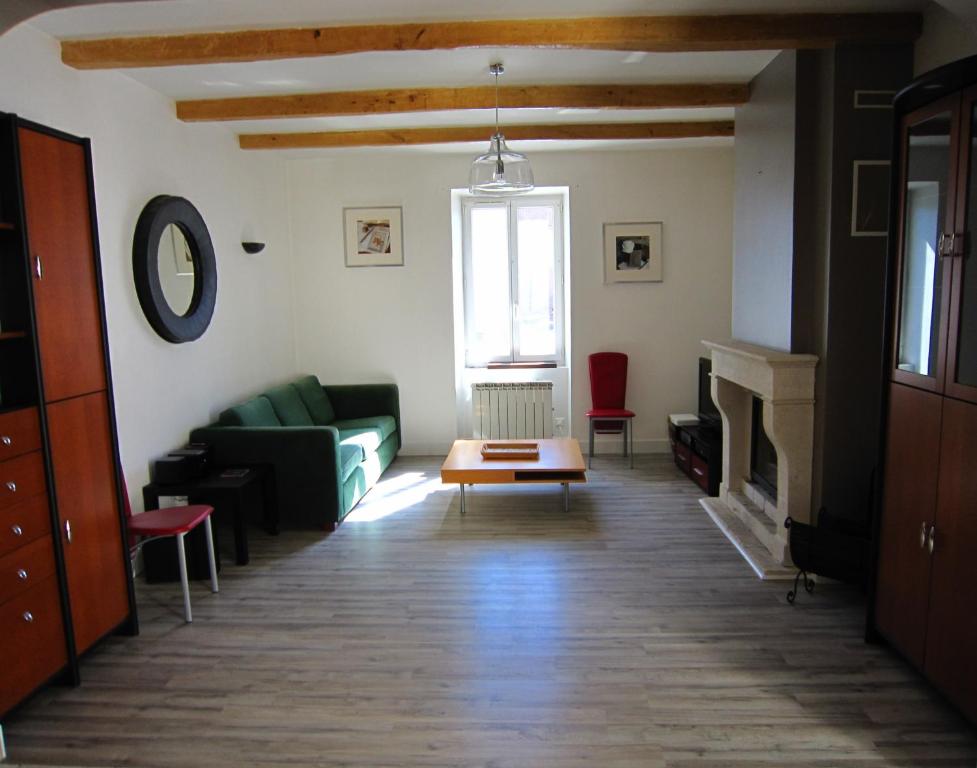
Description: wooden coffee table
xmin=440 ymin=438 xmax=587 ymax=514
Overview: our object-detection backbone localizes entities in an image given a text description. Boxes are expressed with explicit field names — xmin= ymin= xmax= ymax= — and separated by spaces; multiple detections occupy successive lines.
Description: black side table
xmin=142 ymin=466 xmax=277 ymax=566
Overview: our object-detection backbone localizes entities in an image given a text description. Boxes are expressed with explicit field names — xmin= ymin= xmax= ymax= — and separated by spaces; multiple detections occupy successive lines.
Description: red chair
xmin=586 ymin=352 xmax=635 ymax=469
xmin=122 ymin=478 xmax=218 ymax=623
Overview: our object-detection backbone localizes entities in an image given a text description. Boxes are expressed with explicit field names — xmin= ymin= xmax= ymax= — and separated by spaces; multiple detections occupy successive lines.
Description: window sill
xmin=485 ymin=362 xmax=558 ymax=370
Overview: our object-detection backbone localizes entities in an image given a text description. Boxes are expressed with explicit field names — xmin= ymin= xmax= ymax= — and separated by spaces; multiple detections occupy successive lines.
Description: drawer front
xmin=692 ymin=437 xmax=712 ymax=461
xmin=0 ymin=535 xmax=57 ymax=606
xmin=0 ymin=451 xmax=47 ymax=511
xmin=690 ymin=453 xmax=710 ymax=492
xmin=0 ymin=493 xmax=51 ymax=558
xmin=674 ymin=442 xmax=691 ymax=470
xmin=0 ymin=575 xmax=67 ymax=717
xmin=0 ymin=408 xmax=41 ymax=463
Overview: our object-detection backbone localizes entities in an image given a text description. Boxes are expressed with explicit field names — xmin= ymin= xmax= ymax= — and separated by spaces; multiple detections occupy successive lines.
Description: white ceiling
xmin=107 ymin=50 xmax=780 ymax=101
xmin=21 ymin=0 xmax=934 ymax=154
xmin=28 ymin=0 xmax=926 ymax=37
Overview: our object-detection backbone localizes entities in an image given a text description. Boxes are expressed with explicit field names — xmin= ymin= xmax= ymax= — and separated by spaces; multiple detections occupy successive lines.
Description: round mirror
xmin=157 ymin=223 xmax=195 ymax=317
xmin=133 ymin=195 xmax=217 ymax=343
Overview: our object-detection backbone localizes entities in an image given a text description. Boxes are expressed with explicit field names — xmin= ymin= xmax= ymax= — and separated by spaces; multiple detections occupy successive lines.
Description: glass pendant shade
xmin=469 ymin=64 xmax=534 ymax=196
xmin=469 ymin=133 xmax=534 ymax=195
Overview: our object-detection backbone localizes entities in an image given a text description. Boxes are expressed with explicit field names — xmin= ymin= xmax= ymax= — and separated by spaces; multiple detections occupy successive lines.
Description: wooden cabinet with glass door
xmin=874 ymin=54 xmax=977 ymax=727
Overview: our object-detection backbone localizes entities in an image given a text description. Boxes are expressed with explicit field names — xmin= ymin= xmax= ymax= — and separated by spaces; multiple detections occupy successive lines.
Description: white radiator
xmin=472 ymin=382 xmax=553 ymax=439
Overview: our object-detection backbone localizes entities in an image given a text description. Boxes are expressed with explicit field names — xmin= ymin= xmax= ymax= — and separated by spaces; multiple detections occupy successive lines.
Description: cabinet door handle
xmin=16 ymin=568 xmax=27 ymax=581
xmin=938 ymin=232 xmax=955 ymax=258
xmin=928 ymin=524 xmax=936 ymax=555
xmin=1 ymin=435 xmax=10 ymax=446
xmin=919 ymin=521 xmax=928 ymax=549
xmin=34 ymin=254 xmax=42 ymax=279
xmin=22 ymin=611 xmax=33 ymax=623
xmin=5 ymin=481 xmax=15 ymax=492
xmin=11 ymin=525 xmax=22 ymax=537
xmin=693 ymin=467 xmax=704 ymax=477
xmin=64 ymin=519 xmax=72 ymax=544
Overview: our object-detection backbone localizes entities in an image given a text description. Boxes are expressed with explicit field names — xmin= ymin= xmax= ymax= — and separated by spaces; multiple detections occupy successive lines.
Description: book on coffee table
xmin=480 ymin=442 xmax=540 ymax=460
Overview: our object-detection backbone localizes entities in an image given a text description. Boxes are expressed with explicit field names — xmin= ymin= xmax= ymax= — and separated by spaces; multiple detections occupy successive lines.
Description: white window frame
xmin=462 ymin=194 xmax=565 ymax=367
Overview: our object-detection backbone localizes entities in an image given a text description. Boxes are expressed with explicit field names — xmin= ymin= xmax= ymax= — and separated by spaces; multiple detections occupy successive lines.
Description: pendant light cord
xmin=492 ymin=64 xmax=503 ymax=172
xmin=494 ymin=68 xmax=500 ymax=135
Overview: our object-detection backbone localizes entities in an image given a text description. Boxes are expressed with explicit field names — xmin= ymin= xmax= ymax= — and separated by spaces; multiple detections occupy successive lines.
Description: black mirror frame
xmin=132 ymin=195 xmax=217 ymax=343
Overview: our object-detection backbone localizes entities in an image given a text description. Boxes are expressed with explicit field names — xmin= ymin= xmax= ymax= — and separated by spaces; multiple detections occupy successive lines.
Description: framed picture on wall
xmin=603 ymin=221 xmax=663 ymax=283
xmin=343 ymin=206 xmax=404 ymax=267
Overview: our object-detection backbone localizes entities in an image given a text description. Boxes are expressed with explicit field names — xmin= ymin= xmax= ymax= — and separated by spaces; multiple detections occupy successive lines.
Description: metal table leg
xmin=563 ymin=482 xmax=569 ymax=512
xmin=459 ymin=484 xmax=466 ymax=515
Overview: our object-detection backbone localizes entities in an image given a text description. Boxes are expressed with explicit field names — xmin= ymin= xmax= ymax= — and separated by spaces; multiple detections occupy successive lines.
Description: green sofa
xmin=190 ymin=375 xmax=400 ymax=529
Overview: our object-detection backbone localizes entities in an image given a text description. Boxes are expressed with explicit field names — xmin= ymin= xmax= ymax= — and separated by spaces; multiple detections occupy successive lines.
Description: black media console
xmin=667 ymin=357 xmax=723 ymax=496
xmin=669 ymin=421 xmax=722 ymax=496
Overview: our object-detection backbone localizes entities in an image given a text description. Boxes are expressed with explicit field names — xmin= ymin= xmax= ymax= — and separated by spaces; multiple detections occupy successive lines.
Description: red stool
xmin=122 ymin=478 xmax=218 ymax=623
xmin=586 ymin=352 xmax=635 ymax=468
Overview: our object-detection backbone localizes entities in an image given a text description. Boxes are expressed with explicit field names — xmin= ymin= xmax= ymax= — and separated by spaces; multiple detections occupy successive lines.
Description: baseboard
xmin=399 ymin=437 xmax=671 ymax=457
xmin=590 ymin=436 xmax=670 ymax=454
xmin=398 ymin=442 xmax=455 ymax=457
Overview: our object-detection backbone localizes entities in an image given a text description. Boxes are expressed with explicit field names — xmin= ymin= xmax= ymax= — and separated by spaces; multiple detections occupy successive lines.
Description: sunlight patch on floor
xmin=343 ymin=470 xmax=449 ymax=522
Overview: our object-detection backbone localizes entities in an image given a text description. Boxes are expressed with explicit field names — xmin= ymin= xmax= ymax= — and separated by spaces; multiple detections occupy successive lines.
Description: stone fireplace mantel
xmin=700 ymin=340 xmax=818 ymax=578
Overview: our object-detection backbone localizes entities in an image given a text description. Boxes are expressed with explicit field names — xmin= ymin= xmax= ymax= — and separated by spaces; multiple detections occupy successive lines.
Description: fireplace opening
xmin=750 ymin=396 xmax=778 ymax=499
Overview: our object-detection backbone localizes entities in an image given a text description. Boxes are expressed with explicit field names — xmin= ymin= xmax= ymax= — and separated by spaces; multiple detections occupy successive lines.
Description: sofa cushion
xmin=333 ymin=416 xmax=396 ymax=443
xmin=339 ymin=443 xmax=362 ymax=482
xmin=264 ymin=384 xmax=313 ymax=426
xmin=293 ymin=375 xmax=336 ymax=425
xmin=219 ymin=396 xmax=281 ymax=427
xmin=339 ymin=429 xmax=381 ymax=457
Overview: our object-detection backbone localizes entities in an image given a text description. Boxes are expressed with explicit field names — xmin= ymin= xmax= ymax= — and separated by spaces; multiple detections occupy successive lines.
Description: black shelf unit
xmin=669 ymin=420 xmax=722 ymax=496
xmin=0 ymin=113 xmax=36 ymax=412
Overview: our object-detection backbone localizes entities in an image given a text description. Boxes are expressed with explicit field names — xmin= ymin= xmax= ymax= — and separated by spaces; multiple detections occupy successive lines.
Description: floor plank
xmin=4 ymin=455 xmax=975 ymax=767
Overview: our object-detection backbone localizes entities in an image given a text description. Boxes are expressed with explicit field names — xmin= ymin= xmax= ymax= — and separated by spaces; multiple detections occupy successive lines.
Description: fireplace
xmin=750 ymin=396 xmax=778 ymax=498
xmin=699 ymin=340 xmax=817 ymax=577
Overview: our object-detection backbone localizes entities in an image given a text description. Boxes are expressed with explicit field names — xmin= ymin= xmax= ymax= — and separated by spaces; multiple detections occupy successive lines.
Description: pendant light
xmin=469 ymin=63 xmax=534 ymax=195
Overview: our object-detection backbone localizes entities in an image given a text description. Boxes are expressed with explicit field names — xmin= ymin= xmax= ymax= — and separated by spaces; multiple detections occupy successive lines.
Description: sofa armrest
xmin=189 ymin=425 xmax=343 ymax=529
xmin=324 ymin=384 xmax=401 ymax=448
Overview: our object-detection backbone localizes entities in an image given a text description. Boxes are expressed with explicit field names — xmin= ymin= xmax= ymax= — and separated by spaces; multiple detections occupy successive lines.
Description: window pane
xmin=897 ymin=112 xmax=951 ymax=377
xmin=515 ymin=205 xmax=557 ymax=357
xmin=469 ymin=205 xmax=511 ymax=362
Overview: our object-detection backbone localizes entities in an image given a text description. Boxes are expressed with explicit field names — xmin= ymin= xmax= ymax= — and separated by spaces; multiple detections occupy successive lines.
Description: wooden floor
xmin=4 ymin=455 xmax=976 ymax=767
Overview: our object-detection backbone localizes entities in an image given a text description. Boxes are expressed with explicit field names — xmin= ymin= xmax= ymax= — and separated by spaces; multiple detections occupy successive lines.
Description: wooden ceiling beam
xmin=238 ymin=121 xmax=735 ymax=150
xmin=61 ymin=13 xmax=921 ymax=69
xmin=177 ymin=83 xmax=749 ymax=122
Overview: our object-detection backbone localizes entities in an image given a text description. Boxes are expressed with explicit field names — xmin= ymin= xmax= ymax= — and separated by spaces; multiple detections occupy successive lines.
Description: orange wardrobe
xmin=0 ymin=113 xmax=136 ymax=718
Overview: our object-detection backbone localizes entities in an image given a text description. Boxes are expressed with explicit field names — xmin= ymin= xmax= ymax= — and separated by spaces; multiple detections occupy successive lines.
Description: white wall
xmin=0 ymin=23 xmax=297 ymax=508
xmin=731 ymin=51 xmax=796 ymax=352
xmin=286 ymin=146 xmax=733 ymax=455
xmin=916 ymin=2 xmax=977 ymax=76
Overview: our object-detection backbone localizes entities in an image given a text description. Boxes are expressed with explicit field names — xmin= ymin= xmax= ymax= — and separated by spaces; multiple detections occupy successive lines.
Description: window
xmin=462 ymin=195 xmax=564 ymax=366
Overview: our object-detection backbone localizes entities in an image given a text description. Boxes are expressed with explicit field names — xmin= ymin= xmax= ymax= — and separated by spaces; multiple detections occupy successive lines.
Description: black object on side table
xmin=142 ymin=465 xmax=277 ymax=569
